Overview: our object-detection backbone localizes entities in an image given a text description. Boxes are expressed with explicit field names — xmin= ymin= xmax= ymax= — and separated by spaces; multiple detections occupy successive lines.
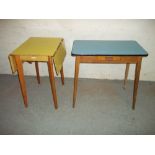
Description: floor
xmin=0 ymin=74 xmax=155 ymax=135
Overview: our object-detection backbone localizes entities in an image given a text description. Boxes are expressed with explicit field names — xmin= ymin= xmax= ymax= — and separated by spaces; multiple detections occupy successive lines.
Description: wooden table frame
xmin=14 ymin=55 xmax=64 ymax=109
xmin=73 ymin=55 xmax=142 ymax=110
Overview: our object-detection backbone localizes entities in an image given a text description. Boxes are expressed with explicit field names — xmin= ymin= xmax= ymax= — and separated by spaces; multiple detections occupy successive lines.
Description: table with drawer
xmin=9 ymin=37 xmax=66 ymax=109
xmin=71 ymin=40 xmax=148 ymax=109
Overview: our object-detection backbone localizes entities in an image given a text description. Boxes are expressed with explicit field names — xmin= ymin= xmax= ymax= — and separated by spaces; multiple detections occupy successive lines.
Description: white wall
xmin=0 ymin=19 xmax=155 ymax=81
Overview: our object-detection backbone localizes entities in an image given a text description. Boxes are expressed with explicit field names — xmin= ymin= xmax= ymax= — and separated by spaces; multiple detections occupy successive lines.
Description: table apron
xmin=20 ymin=55 xmax=48 ymax=62
xmin=78 ymin=56 xmax=142 ymax=64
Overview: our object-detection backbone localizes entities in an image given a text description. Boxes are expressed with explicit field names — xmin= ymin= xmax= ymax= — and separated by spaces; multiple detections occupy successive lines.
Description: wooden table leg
xmin=73 ymin=57 xmax=80 ymax=108
xmin=132 ymin=58 xmax=142 ymax=110
xmin=14 ymin=56 xmax=28 ymax=108
xmin=35 ymin=62 xmax=40 ymax=84
xmin=47 ymin=56 xmax=58 ymax=109
xmin=60 ymin=66 xmax=64 ymax=85
xmin=123 ymin=63 xmax=130 ymax=89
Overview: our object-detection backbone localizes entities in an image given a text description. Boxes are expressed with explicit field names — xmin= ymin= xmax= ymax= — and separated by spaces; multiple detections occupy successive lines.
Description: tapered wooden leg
xmin=132 ymin=59 xmax=142 ymax=110
xmin=73 ymin=57 xmax=80 ymax=108
xmin=123 ymin=63 xmax=130 ymax=89
xmin=14 ymin=56 xmax=28 ymax=108
xmin=47 ymin=56 xmax=58 ymax=109
xmin=60 ymin=66 xmax=64 ymax=85
xmin=35 ymin=62 xmax=40 ymax=84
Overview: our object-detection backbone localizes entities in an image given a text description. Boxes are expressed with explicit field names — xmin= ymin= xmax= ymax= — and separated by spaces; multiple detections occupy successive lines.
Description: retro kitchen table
xmin=9 ymin=37 xmax=66 ymax=109
xmin=71 ymin=40 xmax=148 ymax=109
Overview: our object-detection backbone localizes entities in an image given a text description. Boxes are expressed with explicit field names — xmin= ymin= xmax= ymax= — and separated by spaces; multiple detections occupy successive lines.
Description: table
xmin=71 ymin=40 xmax=148 ymax=109
xmin=9 ymin=37 xmax=66 ymax=109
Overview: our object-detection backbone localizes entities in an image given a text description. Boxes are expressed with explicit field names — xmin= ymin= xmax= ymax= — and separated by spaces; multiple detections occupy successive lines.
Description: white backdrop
xmin=0 ymin=19 xmax=154 ymax=81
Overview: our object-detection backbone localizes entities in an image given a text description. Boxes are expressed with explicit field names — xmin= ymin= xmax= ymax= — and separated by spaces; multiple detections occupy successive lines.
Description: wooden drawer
xmin=79 ymin=56 xmax=121 ymax=63
xmin=79 ymin=56 xmax=140 ymax=63
xmin=20 ymin=55 xmax=48 ymax=62
xmin=103 ymin=56 xmax=121 ymax=61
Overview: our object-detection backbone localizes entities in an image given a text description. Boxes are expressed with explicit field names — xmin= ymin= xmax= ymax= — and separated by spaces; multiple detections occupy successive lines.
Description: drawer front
xmin=79 ymin=56 xmax=140 ymax=63
xmin=79 ymin=56 xmax=121 ymax=63
xmin=20 ymin=55 xmax=48 ymax=62
xmin=104 ymin=56 xmax=121 ymax=61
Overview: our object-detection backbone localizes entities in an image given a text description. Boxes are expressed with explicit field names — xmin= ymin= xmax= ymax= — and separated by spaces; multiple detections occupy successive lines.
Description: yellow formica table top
xmin=11 ymin=37 xmax=63 ymax=56
xmin=9 ymin=37 xmax=66 ymax=75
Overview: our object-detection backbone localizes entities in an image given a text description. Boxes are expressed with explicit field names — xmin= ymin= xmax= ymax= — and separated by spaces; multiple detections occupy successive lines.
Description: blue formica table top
xmin=71 ymin=40 xmax=148 ymax=56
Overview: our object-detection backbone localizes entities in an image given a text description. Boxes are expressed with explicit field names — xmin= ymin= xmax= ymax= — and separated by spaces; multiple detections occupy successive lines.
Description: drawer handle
xmin=31 ymin=56 xmax=36 ymax=59
xmin=105 ymin=57 xmax=113 ymax=61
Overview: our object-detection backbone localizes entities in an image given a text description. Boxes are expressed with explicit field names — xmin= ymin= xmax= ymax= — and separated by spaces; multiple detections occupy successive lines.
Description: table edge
xmin=71 ymin=53 xmax=148 ymax=57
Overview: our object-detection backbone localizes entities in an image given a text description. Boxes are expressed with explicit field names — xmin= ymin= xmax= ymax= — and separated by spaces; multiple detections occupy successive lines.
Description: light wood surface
xmin=14 ymin=56 xmax=28 ymax=108
xmin=73 ymin=57 xmax=80 ymax=108
xmin=60 ymin=66 xmax=64 ymax=85
xmin=123 ymin=63 xmax=130 ymax=89
xmin=79 ymin=56 xmax=140 ymax=63
xmin=132 ymin=58 xmax=142 ymax=109
xmin=35 ymin=62 xmax=40 ymax=84
xmin=47 ymin=56 xmax=58 ymax=109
